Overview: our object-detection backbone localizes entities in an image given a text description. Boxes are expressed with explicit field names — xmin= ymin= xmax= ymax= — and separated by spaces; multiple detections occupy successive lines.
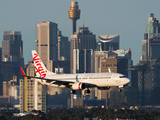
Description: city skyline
xmin=0 ymin=0 xmax=160 ymax=64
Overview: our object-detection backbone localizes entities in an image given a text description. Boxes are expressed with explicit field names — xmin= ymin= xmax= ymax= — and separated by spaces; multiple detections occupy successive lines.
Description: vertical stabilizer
xmin=32 ymin=50 xmax=53 ymax=78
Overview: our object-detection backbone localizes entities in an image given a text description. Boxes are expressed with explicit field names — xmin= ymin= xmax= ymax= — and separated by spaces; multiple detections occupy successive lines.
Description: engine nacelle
xmin=98 ymin=87 xmax=110 ymax=90
xmin=72 ymin=82 xmax=85 ymax=90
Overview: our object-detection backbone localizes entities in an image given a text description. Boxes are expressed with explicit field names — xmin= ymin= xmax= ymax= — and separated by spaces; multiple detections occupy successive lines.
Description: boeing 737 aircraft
xmin=20 ymin=50 xmax=130 ymax=94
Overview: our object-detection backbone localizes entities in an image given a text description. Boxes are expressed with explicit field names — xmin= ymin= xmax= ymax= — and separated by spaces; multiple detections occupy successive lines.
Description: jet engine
xmin=98 ymin=87 xmax=110 ymax=90
xmin=72 ymin=82 xmax=85 ymax=90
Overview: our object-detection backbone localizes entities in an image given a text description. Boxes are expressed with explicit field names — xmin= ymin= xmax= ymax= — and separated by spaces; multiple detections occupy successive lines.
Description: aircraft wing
xmin=20 ymin=74 xmax=97 ymax=88
xmin=19 ymin=67 xmax=74 ymax=84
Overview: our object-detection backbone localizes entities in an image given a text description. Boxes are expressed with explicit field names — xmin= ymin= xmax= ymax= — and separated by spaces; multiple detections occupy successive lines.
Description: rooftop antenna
xmin=11 ymin=22 xmax=13 ymax=31
xmin=83 ymin=11 xmax=84 ymax=27
xmin=148 ymin=15 xmax=150 ymax=59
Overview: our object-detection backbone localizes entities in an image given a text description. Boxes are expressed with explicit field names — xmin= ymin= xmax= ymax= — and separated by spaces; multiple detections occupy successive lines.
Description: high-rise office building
xmin=1 ymin=31 xmax=24 ymax=96
xmin=99 ymin=49 xmax=132 ymax=103
xmin=135 ymin=59 xmax=160 ymax=106
xmin=70 ymin=27 xmax=96 ymax=73
xmin=146 ymin=13 xmax=160 ymax=33
xmin=130 ymin=13 xmax=160 ymax=106
xmin=72 ymin=49 xmax=93 ymax=73
xmin=20 ymin=61 xmax=35 ymax=112
xmin=8 ymin=84 xmax=19 ymax=105
xmin=2 ymin=31 xmax=23 ymax=63
xmin=58 ymin=32 xmax=70 ymax=61
xmin=35 ymin=21 xmax=58 ymax=113
xmin=142 ymin=33 xmax=160 ymax=59
xmin=100 ymin=49 xmax=132 ymax=76
xmin=92 ymin=49 xmax=132 ymax=106
xmin=36 ymin=21 xmax=58 ymax=71
xmin=93 ymin=49 xmax=132 ymax=74
xmin=2 ymin=30 xmax=24 ymax=68
xmin=98 ymin=35 xmax=119 ymax=51
xmin=142 ymin=13 xmax=160 ymax=60
xmin=34 ymin=80 xmax=46 ymax=113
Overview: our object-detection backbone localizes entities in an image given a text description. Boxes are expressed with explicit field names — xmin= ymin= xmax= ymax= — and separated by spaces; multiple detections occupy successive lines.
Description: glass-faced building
xmin=73 ymin=49 xmax=93 ymax=73
xmin=70 ymin=27 xmax=96 ymax=73
xmin=98 ymin=35 xmax=119 ymax=51
xmin=2 ymin=31 xmax=23 ymax=62
xmin=136 ymin=59 xmax=160 ymax=106
xmin=142 ymin=13 xmax=160 ymax=60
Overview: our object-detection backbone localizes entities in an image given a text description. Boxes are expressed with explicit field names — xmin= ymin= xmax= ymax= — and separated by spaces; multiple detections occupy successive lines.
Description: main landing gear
xmin=85 ymin=89 xmax=90 ymax=94
xmin=70 ymin=89 xmax=90 ymax=94
xmin=70 ymin=90 xmax=76 ymax=94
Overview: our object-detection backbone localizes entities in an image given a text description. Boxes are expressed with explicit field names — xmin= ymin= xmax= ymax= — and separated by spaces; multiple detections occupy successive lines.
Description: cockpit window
xmin=119 ymin=76 xmax=126 ymax=78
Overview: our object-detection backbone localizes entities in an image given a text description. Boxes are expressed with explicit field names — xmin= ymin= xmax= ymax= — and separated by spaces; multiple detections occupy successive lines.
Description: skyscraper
xmin=98 ymin=35 xmax=119 ymax=51
xmin=58 ymin=32 xmax=70 ymax=61
xmin=99 ymin=49 xmax=132 ymax=101
xmin=70 ymin=27 xmax=96 ymax=73
xmin=36 ymin=21 xmax=58 ymax=71
xmin=20 ymin=61 xmax=35 ymax=112
xmin=131 ymin=13 xmax=160 ymax=106
xmin=136 ymin=59 xmax=160 ymax=106
xmin=142 ymin=13 xmax=160 ymax=60
xmin=99 ymin=49 xmax=132 ymax=77
xmin=2 ymin=31 xmax=23 ymax=63
xmin=72 ymin=49 xmax=93 ymax=73
xmin=146 ymin=13 xmax=160 ymax=33
xmin=36 ymin=21 xmax=58 ymax=113
xmin=1 ymin=31 xmax=24 ymax=95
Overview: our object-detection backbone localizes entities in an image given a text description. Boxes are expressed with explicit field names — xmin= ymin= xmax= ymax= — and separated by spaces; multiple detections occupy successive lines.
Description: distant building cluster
xmin=0 ymin=0 xmax=160 ymax=113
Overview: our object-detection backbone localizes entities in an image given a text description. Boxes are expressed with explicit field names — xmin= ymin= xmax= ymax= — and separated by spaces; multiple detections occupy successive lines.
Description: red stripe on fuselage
xmin=78 ymin=83 xmax=82 ymax=89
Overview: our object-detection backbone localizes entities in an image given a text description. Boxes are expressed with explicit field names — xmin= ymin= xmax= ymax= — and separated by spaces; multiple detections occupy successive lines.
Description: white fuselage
xmin=36 ymin=72 xmax=130 ymax=88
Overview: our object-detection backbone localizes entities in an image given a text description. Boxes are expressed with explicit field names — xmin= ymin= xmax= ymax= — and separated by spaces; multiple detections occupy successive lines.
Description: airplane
xmin=20 ymin=50 xmax=130 ymax=94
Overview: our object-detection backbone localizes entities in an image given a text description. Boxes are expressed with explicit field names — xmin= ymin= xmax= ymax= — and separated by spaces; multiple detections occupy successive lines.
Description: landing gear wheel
xmin=85 ymin=89 xmax=90 ymax=94
xmin=70 ymin=90 xmax=76 ymax=94
xmin=119 ymin=89 xmax=122 ymax=92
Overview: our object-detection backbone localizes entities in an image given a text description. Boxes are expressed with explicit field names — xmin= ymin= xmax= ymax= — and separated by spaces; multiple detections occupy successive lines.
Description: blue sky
xmin=0 ymin=0 xmax=160 ymax=65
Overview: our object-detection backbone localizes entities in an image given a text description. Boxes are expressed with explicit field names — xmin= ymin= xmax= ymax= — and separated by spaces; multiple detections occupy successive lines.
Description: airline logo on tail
xmin=33 ymin=53 xmax=47 ymax=82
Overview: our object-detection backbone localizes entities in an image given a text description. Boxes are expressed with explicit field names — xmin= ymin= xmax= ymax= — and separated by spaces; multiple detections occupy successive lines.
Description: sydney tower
xmin=68 ymin=0 xmax=80 ymax=34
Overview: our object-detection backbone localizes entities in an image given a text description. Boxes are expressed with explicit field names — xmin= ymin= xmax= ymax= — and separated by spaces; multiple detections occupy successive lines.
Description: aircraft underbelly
xmin=98 ymin=81 xmax=113 ymax=86
xmin=88 ymin=79 xmax=114 ymax=87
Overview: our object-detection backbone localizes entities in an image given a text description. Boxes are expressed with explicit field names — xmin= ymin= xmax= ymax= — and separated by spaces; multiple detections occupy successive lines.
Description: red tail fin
xmin=20 ymin=67 xmax=27 ymax=77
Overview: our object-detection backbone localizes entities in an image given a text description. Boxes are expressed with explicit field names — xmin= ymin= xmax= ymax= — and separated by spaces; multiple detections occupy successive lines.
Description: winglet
xmin=20 ymin=67 xmax=27 ymax=77
xmin=108 ymin=68 xmax=111 ymax=73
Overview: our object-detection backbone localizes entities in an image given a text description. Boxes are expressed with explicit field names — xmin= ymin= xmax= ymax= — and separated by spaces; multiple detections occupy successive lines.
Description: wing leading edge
xmin=19 ymin=67 xmax=74 ymax=84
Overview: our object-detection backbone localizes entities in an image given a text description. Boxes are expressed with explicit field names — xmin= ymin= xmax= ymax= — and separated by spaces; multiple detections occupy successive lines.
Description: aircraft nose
xmin=125 ymin=78 xmax=130 ymax=84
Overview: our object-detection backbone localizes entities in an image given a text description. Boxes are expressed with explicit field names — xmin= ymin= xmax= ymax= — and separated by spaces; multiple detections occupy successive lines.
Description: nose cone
xmin=125 ymin=78 xmax=130 ymax=84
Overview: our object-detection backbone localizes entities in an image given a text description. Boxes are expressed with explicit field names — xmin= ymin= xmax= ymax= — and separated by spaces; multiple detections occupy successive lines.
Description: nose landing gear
xmin=119 ymin=89 xmax=122 ymax=92
xmin=85 ymin=89 xmax=90 ymax=94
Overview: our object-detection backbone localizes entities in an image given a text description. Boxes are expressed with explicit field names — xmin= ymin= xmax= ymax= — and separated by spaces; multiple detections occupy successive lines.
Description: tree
xmin=46 ymin=111 xmax=52 ymax=120
xmin=1 ymin=112 xmax=13 ymax=120
xmin=0 ymin=116 xmax=7 ymax=120
xmin=21 ymin=114 xmax=34 ymax=120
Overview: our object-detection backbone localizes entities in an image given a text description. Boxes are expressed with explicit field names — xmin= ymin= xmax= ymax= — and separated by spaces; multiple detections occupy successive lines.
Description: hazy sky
xmin=0 ymin=0 xmax=160 ymax=65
